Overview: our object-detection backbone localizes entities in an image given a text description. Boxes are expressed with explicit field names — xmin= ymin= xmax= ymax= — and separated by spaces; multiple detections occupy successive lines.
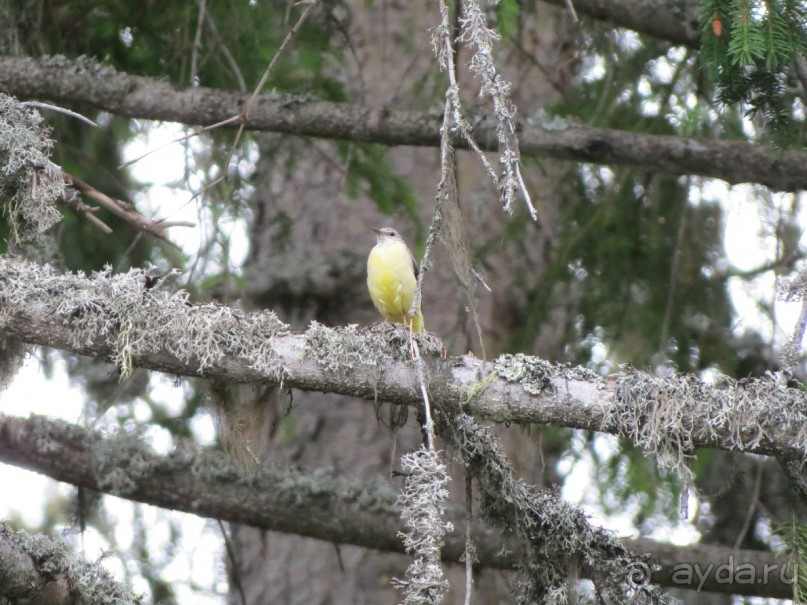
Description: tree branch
xmin=1 ymin=56 xmax=806 ymax=191
xmin=0 ymin=414 xmax=793 ymax=599
xmin=0 ymin=256 xmax=806 ymax=464
xmin=541 ymin=0 xmax=699 ymax=48
xmin=0 ymin=521 xmax=140 ymax=605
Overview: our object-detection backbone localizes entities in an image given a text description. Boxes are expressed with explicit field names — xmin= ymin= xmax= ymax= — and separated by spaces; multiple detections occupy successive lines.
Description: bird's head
xmin=372 ymin=226 xmax=404 ymax=245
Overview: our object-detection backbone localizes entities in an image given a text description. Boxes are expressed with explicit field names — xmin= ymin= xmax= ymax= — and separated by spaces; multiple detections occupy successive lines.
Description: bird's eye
xmin=388 ymin=230 xmax=396 ymax=236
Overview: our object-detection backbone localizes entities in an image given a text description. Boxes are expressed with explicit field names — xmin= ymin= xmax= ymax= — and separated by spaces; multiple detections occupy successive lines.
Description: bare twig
xmin=722 ymin=248 xmax=803 ymax=280
xmin=118 ymin=115 xmax=241 ymax=169
xmin=411 ymin=222 xmax=440 ymax=335
xmin=22 ymin=101 xmax=98 ymax=127
xmin=61 ymin=192 xmax=113 ymax=234
xmin=217 ymin=519 xmax=247 ymax=605
xmin=462 ymin=475 xmax=475 ymax=605
xmin=216 ymin=0 xmax=322 ymax=199
xmin=658 ymin=190 xmax=688 ymax=356
xmin=244 ymin=0 xmax=320 ymax=120
xmin=205 ymin=12 xmax=247 ymax=92
xmin=732 ymin=457 xmax=765 ymax=550
xmin=412 ymin=338 xmax=436 ymax=451
xmin=564 ymin=0 xmax=579 ymax=22
xmin=470 ymin=267 xmax=492 ymax=293
xmin=190 ymin=0 xmax=208 ymax=86
xmin=62 ymin=171 xmax=191 ymax=247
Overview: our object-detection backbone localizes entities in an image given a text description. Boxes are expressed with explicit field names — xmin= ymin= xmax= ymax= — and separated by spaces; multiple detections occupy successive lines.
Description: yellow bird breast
xmin=367 ymin=241 xmax=422 ymax=331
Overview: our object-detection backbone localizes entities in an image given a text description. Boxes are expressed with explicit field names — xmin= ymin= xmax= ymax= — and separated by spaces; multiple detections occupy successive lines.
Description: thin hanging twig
xmin=462 ymin=474 xmax=476 ymax=605
xmin=190 ymin=0 xmax=208 ymax=86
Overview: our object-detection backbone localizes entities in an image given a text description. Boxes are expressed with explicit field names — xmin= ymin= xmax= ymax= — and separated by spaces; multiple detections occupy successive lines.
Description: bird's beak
xmin=371 ymin=227 xmax=383 ymax=235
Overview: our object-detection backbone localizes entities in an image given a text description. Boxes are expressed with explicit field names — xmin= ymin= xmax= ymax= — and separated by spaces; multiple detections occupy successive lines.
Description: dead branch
xmin=62 ymin=170 xmax=191 ymax=245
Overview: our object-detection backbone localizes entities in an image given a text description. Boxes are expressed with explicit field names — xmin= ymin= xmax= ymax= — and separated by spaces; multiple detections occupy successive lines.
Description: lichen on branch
xmin=0 ymin=522 xmax=141 ymax=605
xmin=0 ymin=94 xmax=64 ymax=242
xmin=610 ymin=367 xmax=807 ymax=511
xmin=0 ymin=257 xmax=288 ymax=383
xmin=393 ymin=448 xmax=453 ymax=605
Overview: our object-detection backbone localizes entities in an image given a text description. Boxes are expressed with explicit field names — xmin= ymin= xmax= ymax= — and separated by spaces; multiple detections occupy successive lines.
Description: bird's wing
xmin=410 ymin=250 xmax=420 ymax=280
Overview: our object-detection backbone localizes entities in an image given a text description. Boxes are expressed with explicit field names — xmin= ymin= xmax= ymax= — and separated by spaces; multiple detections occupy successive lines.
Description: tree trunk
xmin=221 ymin=1 xmax=580 ymax=601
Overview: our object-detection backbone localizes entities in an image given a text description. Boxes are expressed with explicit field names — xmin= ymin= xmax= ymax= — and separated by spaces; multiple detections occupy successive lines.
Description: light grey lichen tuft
xmin=92 ymin=428 xmax=157 ymax=496
xmin=457 ymin=0 xmax=524 ymax=215
xmin=494 ymin=352 xmax=554 ymax=395
xmin=552 ymin=362 xmax=603 ymax=384
xmin=23 ymin=414 xmax=157 ymax=497
xmin=524 ymin=108 xmax=571 ymax=131
xmin=303 ymin=322 xmax=396 ymax=372
xmin=303 ymin=321 xmax=442 ymax=373
xmin=0 ymin=257 xmax=289 ymax=381
xmin=1 ymin=523 xmax=141 ymax=604
xmin=41 ymin=54 xmax=120 ymax=78
xmin=0 ymin=93 xmax=64 ymax=242
xmin=778 ymin=270 xmax=807 ymax=304
xmin=392 ymin=447 xmax=453 ymax=605
xmin=611 ymin=368 xmax=807 ymax=487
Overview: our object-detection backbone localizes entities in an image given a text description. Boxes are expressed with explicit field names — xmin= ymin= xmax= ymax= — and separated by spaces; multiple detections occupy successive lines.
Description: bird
xmin=367 ymin=226 xmax=424 ymax=333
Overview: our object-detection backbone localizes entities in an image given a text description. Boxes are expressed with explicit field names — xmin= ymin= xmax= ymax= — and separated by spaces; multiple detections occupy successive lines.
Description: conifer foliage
xmin=699 ymin=0 xmax=807 ymax=134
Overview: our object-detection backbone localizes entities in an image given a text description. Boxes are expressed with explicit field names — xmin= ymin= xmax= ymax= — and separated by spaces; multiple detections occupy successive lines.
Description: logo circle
xmin=626 ymin=561 xmax=652 ymax=587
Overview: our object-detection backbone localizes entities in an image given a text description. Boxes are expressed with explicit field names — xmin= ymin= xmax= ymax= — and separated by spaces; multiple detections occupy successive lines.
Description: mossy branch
xmin=2 ymin=257 xmax=807 ymax=466
xmin=0 ymin=521 xmax=141 ymax=605
xmin=0 ymin=414 xmax=794 ymax=599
